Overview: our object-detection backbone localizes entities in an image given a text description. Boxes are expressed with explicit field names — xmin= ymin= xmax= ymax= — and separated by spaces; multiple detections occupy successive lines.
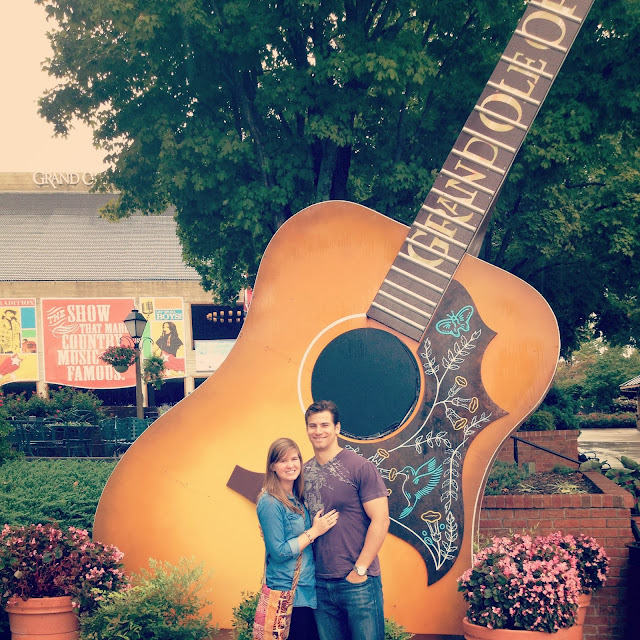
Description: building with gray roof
xmin=0 ymin=173 xmax=241 ymax=407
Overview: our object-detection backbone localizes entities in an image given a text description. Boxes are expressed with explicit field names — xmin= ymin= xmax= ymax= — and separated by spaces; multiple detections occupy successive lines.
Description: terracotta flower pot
xmin=576 ymin=592 xmax=591 ymax=626
xmin=462 ymin=618 xmax=576 ymax=640
xmin=566 ymin=593 xmax=591 ymax=640
xmin=5 ymin=595 xmax=79 ymax=639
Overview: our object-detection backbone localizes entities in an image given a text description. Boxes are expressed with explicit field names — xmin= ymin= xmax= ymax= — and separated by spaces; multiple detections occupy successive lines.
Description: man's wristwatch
xmin=353 ymin=565 xmax=367 ymax=577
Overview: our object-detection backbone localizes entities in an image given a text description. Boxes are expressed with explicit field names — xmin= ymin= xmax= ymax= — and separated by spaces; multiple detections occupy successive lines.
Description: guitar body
xmin=94 ymin=200 xmax=559 ymax=634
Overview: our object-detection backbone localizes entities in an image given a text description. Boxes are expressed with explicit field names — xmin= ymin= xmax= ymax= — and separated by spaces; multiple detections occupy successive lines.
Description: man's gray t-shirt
xmin=303 ymin=448 xmax=388 ymax=579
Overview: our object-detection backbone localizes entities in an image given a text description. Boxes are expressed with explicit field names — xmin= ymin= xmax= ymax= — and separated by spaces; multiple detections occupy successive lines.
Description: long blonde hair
xmin=260 ymin=438 xmax=305 ymax=515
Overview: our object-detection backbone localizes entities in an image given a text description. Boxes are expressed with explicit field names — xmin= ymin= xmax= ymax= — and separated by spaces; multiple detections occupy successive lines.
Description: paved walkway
xmin=578 ymin=427 xmax=640 ymax=468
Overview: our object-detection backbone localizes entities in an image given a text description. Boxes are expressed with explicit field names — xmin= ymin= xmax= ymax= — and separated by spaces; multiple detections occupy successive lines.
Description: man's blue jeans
xmin=314 ymin=575 xmax=385 ymax=640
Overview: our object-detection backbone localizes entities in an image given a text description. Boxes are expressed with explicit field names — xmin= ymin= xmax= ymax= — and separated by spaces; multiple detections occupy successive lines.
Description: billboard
xmin=41 ymin=298 xmax=136 ymax=389
xmin=0 ymin=298 xmax=38 ymax=385
xmin=140 ymin=297 xmax=186 ymax=378
xmin=194 ymin=339 xmax=235 ymax=372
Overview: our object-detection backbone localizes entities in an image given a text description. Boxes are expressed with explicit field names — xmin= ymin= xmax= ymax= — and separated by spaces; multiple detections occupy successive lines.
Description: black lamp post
xmin=124 ymin=309 xmax=148 ymax=419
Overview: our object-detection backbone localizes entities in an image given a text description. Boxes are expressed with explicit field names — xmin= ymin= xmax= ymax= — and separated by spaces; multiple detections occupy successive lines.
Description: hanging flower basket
xmin=99 ymin=346 xmax=136 ymax=370
xmin=143 ymin=354 xmax=166 ymax=390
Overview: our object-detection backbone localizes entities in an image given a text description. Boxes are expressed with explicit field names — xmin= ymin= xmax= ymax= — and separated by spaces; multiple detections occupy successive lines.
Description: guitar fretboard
xmin=368 ymin=0 xmax=595 ymax=341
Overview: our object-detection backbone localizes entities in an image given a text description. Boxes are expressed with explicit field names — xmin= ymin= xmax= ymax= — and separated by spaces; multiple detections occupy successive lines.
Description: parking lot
xmin=578 ymin=427 xmax=640 ymax=468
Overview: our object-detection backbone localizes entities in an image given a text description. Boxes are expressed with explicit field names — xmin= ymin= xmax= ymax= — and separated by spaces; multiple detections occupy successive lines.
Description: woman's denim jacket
xmin=256 ymin=492 xmax=316 ymax=608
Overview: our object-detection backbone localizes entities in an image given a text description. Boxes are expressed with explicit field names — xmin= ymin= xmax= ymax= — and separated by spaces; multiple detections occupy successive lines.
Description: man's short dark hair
xmin=305 ymin=400 xmax=340 ymax=425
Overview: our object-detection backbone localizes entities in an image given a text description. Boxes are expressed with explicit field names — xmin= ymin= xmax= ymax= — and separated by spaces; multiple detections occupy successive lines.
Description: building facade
xmin=0 ymin=172 xmax=244 ymax=408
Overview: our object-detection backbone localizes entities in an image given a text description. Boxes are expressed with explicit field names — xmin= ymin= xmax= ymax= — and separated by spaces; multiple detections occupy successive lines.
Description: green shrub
xmin=0 ymin=458 xmax=116 ymax=534
xmin=612 ymin=397 xmax=636 ymax=413
xmin=519 ymin=387 xmax=580 ymax=432
xmin=520 ymin=409 xmax=555 ymax=431
xmin=231 ymin=591 xmax=413 ymax=639
xmin=0 ymin=410 xmax=15 ymax=464
xmin=552 ymin=465 xmax=576 ymax=476
xmin=49 ymin=387 xmax=106 ymax=422
xmin=232 ymin=592 xmax=259 ymax=640
xmin=605 ymin=456 xmax=640 ymax=512
xmin=80 ymin=558 xmax=216 ymax=640
xmin=385 ymin=618 xmax=414 ymax=640
xmin=0 ymin=388 xmax=106 ymax=423
xmin=541 ymin=387 xmax=579 ymax=430
xmin=485 ymin=461 xmax=530 ymax=495
xmin=577 ymin=412 xmax=637 ymax=429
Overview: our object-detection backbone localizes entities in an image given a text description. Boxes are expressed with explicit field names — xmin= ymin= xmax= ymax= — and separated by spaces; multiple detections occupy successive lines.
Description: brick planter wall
xmin=495 ymin=429 xmax=580 ymax=472
xmin=479 ymin=472 xmax=634 ymax=639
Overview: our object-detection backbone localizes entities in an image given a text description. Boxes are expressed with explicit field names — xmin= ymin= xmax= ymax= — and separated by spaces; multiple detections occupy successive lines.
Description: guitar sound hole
xmin=311 ymin=328 xmax=420 ymax=439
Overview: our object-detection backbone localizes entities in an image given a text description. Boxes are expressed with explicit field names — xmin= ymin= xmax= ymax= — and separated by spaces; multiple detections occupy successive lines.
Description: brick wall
xmin=495 ymin=429 xmax=580 ymax=472
xmin=478 ymin=472 xmax=634 ymax=639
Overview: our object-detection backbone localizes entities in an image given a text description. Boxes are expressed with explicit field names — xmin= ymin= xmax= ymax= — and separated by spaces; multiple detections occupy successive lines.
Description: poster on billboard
xmin=139 ymin=297 xmax=186 ymax=379
xmin=0 ymin=298 xmax=38 ymax=386
xmin=41 ymin=298 xmax=136 ymax=389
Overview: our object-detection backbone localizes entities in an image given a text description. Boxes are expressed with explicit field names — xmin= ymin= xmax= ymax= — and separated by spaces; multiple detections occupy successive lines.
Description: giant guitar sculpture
xmin=94 ymin=0 xmax=594 ymax=634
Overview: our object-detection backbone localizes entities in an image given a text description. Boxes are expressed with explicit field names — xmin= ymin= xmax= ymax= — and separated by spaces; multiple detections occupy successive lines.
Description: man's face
xmin=306 ymin=410 xmax=341 ymax=454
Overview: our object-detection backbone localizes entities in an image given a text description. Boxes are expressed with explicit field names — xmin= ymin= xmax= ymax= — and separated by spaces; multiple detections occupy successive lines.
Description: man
xmin=303 ymin=399 xmax=390 ymax=640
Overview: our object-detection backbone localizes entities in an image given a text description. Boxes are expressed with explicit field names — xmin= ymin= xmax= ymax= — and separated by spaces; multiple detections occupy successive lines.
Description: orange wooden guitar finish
xmin=94 ymin=1 xmax=599 ymax=633
xmin=93 ymin=200 xmax=559 ymax=634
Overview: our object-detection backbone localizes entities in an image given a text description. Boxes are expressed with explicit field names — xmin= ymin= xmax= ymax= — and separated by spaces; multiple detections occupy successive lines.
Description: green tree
xmin=483 ymin=0 xmax=640 ymax=353
xmin=37 ymin=0 xmax=640 ymax=351
xmin=555 ymin=341 xmax=640 ymax=412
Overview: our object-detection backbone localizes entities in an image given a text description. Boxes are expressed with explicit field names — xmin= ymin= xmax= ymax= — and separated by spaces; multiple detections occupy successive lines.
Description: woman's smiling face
xmin=272 ymin=447 xmax=301 ymax=488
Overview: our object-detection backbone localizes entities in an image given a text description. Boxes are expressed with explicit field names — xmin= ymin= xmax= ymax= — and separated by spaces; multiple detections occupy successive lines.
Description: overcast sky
xmin=1 ymin=3 xmax=105 ymax=172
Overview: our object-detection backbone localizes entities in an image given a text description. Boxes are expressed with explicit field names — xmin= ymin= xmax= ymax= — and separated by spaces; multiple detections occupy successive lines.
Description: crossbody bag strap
xmin=261 ymin=552 xmax=302 ymax=591
xmin=290 ymin=553 xmax=303 ymax=592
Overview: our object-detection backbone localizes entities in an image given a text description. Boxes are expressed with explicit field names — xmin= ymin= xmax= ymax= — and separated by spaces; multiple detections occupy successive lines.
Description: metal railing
xmin=6 ymin=416 xmax=155 ymax=457
xmin=510 ymin=435 xmax=581 ymax=466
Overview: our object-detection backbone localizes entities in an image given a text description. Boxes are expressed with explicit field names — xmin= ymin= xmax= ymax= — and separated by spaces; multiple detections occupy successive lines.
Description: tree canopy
xmin=554 ymin=340 xmax=640 ymax=412
xmin=37 ymin=0 xmax=640 ymax=353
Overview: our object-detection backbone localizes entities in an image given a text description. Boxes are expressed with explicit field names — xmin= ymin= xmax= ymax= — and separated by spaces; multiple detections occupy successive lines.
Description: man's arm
xmin=347 ymin=496 xmax=390 ymax=583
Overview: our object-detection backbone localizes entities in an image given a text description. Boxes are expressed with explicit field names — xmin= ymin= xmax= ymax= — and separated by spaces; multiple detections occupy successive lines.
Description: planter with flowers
xmin=457 ymin=532 xmax=608 ymax=639
xmin=99 ymin=346 xmax=136 ymax=373
xmin=543 ymin=532 xmax=608 ymax=637
xmin=0 ymin=523 xmax=128 ymax=639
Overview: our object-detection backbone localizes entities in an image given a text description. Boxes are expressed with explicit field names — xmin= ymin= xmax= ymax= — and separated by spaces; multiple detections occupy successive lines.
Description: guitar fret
xmin=486 ymin=80 xmax=541 ymax=106
xmin=399 ymin=251 xmax=452 ymax=279
xmin=439 ymin=169 xmax=496 ymax=196
xmin=527 ymin=0 xmax=584 ymax=23
xmin=461 ymin=127 xmax=517 ymax=153
xmin=406 ymin=236 xmax=462 ymax=263
xmin=429 ymin=188 xmax=486 ymax=215
xmin=450 ymin=148 xmax=506 ymax=174
xmin=420 ymin=205 xmax=477 ymax=232
xmin=370 ymin=302 xmax=426 ymax=331
xmin=366 ymin=0 xmax=595 ymax=341
xmin=390 ymin=265 xmax=444 ymax=294
xmin=500 ymin=54 xmax=554 ymax=80
xmin=383 ymin=279 xmax=439 ymax=308
xmin=473 ymin=105 xmax=528 ymax=131
xmin=514 ymin=29 xmax=568 ymax=53
xmin=378 ymin=289 xmax=433 ymax=319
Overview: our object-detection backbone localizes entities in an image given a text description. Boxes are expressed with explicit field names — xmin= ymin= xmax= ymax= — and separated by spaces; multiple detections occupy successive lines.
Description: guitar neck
xmin=368 ymin=0 xmax=594 ymax=342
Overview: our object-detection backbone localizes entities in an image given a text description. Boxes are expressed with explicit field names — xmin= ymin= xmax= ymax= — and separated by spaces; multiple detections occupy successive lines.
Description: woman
xmin=155 ymin=321 xmax=183 ymax=357
xmin=257 ymin=438 xmax=338 ymax=639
